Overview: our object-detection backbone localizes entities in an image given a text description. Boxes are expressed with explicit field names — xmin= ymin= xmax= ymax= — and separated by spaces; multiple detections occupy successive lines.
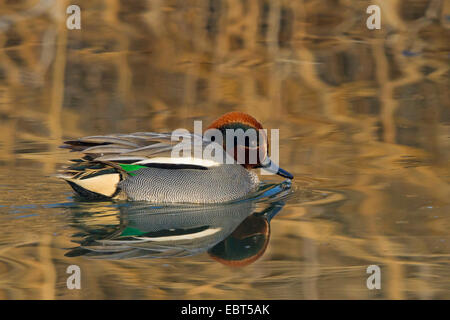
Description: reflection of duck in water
xmin=66 ymin=199 xmax=285 ymax=267
xmin=208 ymin=203 xmax=283 ymax=267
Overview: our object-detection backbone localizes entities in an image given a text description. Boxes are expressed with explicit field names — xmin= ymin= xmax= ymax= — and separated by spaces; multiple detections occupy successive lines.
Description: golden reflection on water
xmin=0 ymin=0 xmax=449 ymax=299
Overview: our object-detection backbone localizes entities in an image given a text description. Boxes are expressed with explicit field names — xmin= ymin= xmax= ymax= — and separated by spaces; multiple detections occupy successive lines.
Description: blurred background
xmin=0 ymin=0 xmax=448 ymax=299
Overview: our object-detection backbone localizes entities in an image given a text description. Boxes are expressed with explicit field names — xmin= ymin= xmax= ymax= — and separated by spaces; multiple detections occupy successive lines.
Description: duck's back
xmin=119 ymin=164 xmax=260 ymax=203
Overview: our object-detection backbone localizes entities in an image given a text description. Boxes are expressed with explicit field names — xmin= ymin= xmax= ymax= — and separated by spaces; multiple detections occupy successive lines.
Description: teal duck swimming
xmin=58 ymin=112 xmax=293 ymax=203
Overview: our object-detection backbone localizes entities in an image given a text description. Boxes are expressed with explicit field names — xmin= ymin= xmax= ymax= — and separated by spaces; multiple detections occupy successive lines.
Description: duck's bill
xmin=261 ymin=159 xmax=294 ymax=180
xmin=275 ymin=167 xmax=294 ymax=179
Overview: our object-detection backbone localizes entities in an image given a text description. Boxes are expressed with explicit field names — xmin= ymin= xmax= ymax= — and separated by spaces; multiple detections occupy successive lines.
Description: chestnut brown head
xmin=206 ymin=112 xmax=293 ymax=179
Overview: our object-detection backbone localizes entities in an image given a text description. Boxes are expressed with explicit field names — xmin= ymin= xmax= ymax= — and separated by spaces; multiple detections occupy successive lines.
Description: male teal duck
xmin=58 ymin=112 xmax=293 ymax=203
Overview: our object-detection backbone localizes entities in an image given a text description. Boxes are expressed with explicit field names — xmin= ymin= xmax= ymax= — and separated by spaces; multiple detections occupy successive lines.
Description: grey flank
xmin=118 ymin=164 xmax=260 ymax=203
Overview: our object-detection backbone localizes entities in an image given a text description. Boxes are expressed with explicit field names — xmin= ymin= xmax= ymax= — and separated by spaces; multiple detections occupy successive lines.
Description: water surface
xmin=0 ymin=0 xmax=449 ymax=299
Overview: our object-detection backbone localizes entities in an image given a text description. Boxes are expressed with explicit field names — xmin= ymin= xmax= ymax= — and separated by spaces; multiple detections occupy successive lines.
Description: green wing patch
xmin=120 ymin=226 xmax=146 ymax=237
xmin=118 ymin=164 xmax=147 ymax=176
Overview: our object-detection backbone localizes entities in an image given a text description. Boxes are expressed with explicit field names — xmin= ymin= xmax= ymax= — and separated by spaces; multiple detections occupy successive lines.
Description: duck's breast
xmin=119 ymin=165 xmax=260 ymax=203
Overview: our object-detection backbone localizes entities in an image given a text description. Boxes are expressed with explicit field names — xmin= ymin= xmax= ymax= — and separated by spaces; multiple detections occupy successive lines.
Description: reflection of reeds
xmin=47 ymin=0 xmax=67 ymax=174
xmin=0 ymin=0 xmax=448 ymax=299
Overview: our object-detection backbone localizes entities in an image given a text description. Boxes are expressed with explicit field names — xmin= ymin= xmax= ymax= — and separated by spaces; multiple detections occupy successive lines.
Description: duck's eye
xmin=244 ymin=135 xmax=258 ymax=148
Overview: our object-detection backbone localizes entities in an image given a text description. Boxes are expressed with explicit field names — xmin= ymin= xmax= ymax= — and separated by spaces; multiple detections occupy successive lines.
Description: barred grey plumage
xmin=119 ymin=165 xmax=260 ymax=203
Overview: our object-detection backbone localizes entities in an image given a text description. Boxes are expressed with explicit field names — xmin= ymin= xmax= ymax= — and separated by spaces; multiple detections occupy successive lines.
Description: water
xmin=0 ymin=0 xmax=449 ymax=299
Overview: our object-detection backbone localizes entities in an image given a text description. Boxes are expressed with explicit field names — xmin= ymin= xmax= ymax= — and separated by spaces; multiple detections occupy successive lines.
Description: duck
xmin=57 ymin=112 xmax=293 ymax=203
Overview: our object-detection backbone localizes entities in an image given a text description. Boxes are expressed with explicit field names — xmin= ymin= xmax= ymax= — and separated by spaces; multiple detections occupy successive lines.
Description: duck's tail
xmin=56 ymin=160 xmax=128 ymax=200
xmin=56 ymin=134 xmax=179 ymax=200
